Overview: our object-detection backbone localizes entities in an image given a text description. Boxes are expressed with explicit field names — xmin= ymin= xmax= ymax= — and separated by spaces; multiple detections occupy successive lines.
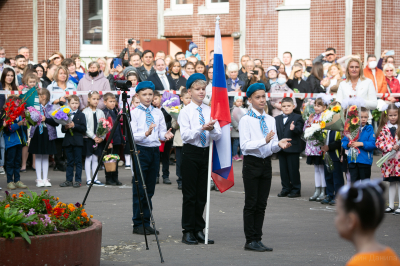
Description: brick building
xmin=0 ymin=0 xmax=397 ymax=67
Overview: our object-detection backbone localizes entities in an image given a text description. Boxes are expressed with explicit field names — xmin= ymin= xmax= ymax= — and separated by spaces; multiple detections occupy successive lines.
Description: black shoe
xmin=194 ymin=231 xmax=214 ymax=244
xmin=112 ymin=176 xmax=122 ymax=186
xmin=182 ymin=232 xmax=198 ymax=245
xmin=59 ymin=181 xmax=73 ymax=187
xmin=277 ymin=191 xmax=289 ymax=197
xmin=163 ymin=178 xmax=172 ymax=184
xmin=105 ymin=177 xmax=116 ymax=186
xmin=287 ymin=193 xmax=301 ymax=198
xmin=244 ymin=241 xmax=265 ymax=252
xmin=257 ymin=241 xmax=273 ymax=251
xmin=145 ymin=226 xmax=160 ymax=235
xmin=133 ymin=226 xmax=150 ymax=235
xmin=73 ymin=182 xmax=81 ymax=188
xmin=169 ymin=161 xmax=175 ymax=165
xmin=178 ymin=183 xmax=182 ymax=190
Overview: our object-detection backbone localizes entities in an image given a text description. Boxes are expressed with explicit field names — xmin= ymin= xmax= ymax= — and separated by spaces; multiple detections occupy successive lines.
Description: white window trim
xmin=198 ymin=0 xmax=229 ymax=15
xmin=164 ymin=1 xmax=193 ymax=16
xmin=80 ymin=0 xmax=115 ymax=57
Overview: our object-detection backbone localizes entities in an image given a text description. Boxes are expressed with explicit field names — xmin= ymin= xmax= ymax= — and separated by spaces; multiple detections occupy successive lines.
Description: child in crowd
xmin=335 ymin=180 xmax=400 ymax=266
xmin=123 ymin=95 xmax=140 ymax=170
xmin=82 ymin=91 xmax=106 ymax=186
xmin=171 ymin=88 xmax=191 ymax=190
xmin=103 ymin=92 xmax=123 ymax=186
xmin=152 ymin=90 xmax=173 ymax=185
xmin=304 ymin=96 xmax=328 ymax=201
xmin=231 ymin=96 xmax=246 ymax=161
xmin=119 ymin=69 xmax=138 ymax=110
xmin=179 ymin=74 xmax=221 ymax=245
xmin=59 ymin=95 xmax=87 ymax=188
xmin=375 ymin=103 xmax=400 ymax=214
xmin=342 ymin=107 xmax=375 ymax=183
xmin=28 ymin=88 xmax=59 ymax=187
xmin=276 ymin=97 xmax=304 ymax=198
xmin=25 ymin=73 xmax=39 ymax=91
xmin=1 ymin=95 xmax=28 ymax=190
xmin=131 ymin=81 xmax=173 ymax=235
xmin=185 ymin=42 xmax=201 ymax=60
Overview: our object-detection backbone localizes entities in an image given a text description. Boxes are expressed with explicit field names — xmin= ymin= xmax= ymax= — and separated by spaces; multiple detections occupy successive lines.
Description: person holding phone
xmin=241 ymin=66 xmax=269 ymax=94
xmin=377 ymin=50 xmax=397 ymax=74
xmin=119 ymin=38 xmax=143 ymax=62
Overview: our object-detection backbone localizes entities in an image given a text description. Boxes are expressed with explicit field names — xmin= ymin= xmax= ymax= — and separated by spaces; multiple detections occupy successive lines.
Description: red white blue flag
xmin=210 ymin=19 xmax=234 ymax=193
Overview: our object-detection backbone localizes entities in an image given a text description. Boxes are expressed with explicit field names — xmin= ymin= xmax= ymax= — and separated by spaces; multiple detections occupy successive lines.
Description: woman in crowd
xmin=384 ymin=63 xmax=400 ymax=103
xmin=205 ymin=66 xmax=213 ymax=94
xmin=307 ymin=62 xmax=326 ymax=93
xmin=279 ymin=62 xmax=286 ymax=75
xmin=40 ymin=60 xmax=48 ymax=72
xmin=242 ymin=65 xmax=268 ymax=92
xmin=269 ymin=72 xmax=296 ymax=117
xmin=325 ymin=63 xmax=343 ymax=93
xmin=165 ymin=55 xmax=173 ymax=70
xmin=1 ymin=68 xmax=18 ymax=93
xmin=183 ymin=62 xmax=195 ymax=79
xmin=287 ymin=63 xmax=311 ymax=114
xmin=168 ymin=60 xmax=187 ymax=89
xmin=195 ymin=61 xmax=207 ymax=76
xmin=62 ymin=58 xmax=84 ymax=88
xmin=71 ymin=54 xmax=86 ymax=73
xmin=226 ymin=62 xmax=245 ymax=92
xmin=48 ymin=52 xmax=64 ymax=66
xmin=34 ymin=64 xmax=45 ymax=88
xmin=97 ymin=57 xmax=115 ymax=90
xmin=264 ymin=66 xmax=279 ymax=92
xmin=77 ymin=61 xmax=111 ymax=110
xmin=271 ymin=57 xmax=282 ymax=69
xmin=41 ymin=63 xmax=58 ymax=89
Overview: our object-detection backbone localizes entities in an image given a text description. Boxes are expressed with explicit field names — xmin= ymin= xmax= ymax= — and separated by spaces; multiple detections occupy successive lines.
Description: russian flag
xmin=210 ymin=19 xmax=234 ymax=193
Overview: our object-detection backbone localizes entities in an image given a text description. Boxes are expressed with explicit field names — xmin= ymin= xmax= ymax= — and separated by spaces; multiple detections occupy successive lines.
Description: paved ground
xmin=1 ymin=156 xmax=399 ymax=266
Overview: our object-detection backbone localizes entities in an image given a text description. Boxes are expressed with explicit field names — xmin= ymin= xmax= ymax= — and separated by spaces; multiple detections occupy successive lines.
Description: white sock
xmin=389 ymin=182 xmax=397 ymax=209
xmin=42 ymin=155 xmax=49 ymax=180
xmin=318 ymin=165 xmax=326 ymax=188
xmin=314 ymin=165 xmax=321 ymax=187
xmin=125 ymin=155 xmax=131 ymax=166
xmin=91 ymin=155 xmax=98 ymax=181
xmin=85 ymin=156 xmax=92 ymax=182
xmin=35 ymin=154 xmax=42 ymax=180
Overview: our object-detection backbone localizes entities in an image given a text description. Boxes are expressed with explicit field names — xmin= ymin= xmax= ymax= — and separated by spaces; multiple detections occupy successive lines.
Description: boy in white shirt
xmin=239 ymin=83 xmax=292 ymax=252
xmin=178 ymin=73 xmax=222 ymax=245
xmin=130 ymin=81 xmax=174 ymax=236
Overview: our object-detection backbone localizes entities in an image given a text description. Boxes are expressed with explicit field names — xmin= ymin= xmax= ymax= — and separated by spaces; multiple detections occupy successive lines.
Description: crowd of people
xmin=1 ymin=40 xmax=400 ymax=264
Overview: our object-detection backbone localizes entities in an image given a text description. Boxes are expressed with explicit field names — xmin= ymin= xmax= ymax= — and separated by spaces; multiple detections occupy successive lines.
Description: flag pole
xmin=205 ymin=140 xmax=213 ymax=245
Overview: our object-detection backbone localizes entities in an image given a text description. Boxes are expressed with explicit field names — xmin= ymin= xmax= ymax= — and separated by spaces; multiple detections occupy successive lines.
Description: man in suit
xmin=137 ymin=50 xmax=156 ymax=82
xmin=275 ymin=97 xmax=304 ymax=198
xmin=147 ymin=58 xmax=176 ymax=91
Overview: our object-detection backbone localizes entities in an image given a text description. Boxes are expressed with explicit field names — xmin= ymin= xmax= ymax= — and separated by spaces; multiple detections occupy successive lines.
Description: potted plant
xmin=103 ymin=154 xmax=120 ymax=173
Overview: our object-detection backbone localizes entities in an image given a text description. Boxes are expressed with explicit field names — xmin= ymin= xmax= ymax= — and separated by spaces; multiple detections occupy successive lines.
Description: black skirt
xmin=83 ymin=138 xmax=105 ymax=157
xmin=28 ymin=127 xmax=57 ymax=155
xmin=306 ymin=155 xmax=324 ymax=165
xmin=383 ymin=176 xmax=400 ymax=182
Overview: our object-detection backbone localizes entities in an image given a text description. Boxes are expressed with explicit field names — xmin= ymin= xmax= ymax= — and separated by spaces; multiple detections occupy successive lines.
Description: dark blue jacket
xmin=69 ymin=72 xmax=85 ymax=87
xmin=342 ymin=124 xmax=375 ymax=165
xmin=61 ymin=110 xmax=87 ymax=147
xmin=0 ymin=112 xmax=27 ymax=150
xmin=327 ymin=130 xmax=342 ymax=162
xmin=102 ymin=107 xmax=123 ymax=145
xmin=276 ymin=113 xmax=304 ymax=153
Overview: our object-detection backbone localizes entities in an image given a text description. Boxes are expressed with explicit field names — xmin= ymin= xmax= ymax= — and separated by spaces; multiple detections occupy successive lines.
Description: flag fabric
xmin=210 ymin=19 xmax=234 ymax=193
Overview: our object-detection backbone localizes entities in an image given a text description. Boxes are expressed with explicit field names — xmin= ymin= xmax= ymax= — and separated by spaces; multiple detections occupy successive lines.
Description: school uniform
xmin=342 ymin=123 xmax=375 ymax=182
xmin=239 ymin=108 xmax=281 ymax=245
xmin=275 ymin=112 xmax=304 ymax=195
xmin=323 ymin=131 xmax=344 ymax=201
xmin=178 ymin=101 xmax=222 ymax=241
xmin=61 ymin=110 xmax=86 ymax=183
xmin=130 ymin=103 xmax=167 ymax=229
xmin=82 ymin=108 xmax=106 ymax=157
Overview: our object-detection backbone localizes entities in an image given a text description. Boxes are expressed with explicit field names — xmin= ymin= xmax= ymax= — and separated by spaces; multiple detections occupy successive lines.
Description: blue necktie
xmin=137 ymin=105 xmax=155 ymax=128
xmin=247 ymin=109 xmax=269 ymax=137
xmin=39 ymin=105 xmax=44 ymax=134
xmin=197 ymin=106 xmax=206 ymax=146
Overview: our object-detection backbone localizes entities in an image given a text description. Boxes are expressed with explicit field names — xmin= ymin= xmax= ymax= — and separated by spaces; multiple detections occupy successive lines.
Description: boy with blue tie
xmin=131 ymin=81 xmax=174 ymax=235
xmin=239 ymin=83 xmax=292 ymax=252
xmin=178 ymin=73 xmax=222 ymax=245
xmin=59 ymin=95 xmax=87 ymax=188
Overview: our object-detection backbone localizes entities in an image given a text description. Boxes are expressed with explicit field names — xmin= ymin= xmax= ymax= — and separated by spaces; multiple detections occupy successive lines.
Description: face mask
xmin=179 ymin=60 xmax=187 ymax=67
xmin=156 ymin=70 xmax=166 ymax=75
xmin=277 ymin=78 xmax=286 ymax=85
xmin=306 ymin=66 xmax=312 ymax=73
xmin=89 ymin=71 xmax=99 ymax=77
xmin=273 ymin=65 xmax=280 ymax=71
xmin=368 ymin=61 xmax=377 ymax=69
xmin=0 ymin=57 xmax=5 ymax=64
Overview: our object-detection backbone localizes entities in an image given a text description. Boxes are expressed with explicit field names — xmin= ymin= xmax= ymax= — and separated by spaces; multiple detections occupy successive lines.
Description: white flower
xmin=322 ymin=110 xmax=334 ymax=123
xmin=304 ymin=123 xmax=321 ymax=139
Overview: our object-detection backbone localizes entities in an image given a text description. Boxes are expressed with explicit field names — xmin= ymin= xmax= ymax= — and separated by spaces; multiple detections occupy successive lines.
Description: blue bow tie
xmin=283 ymin=114 xmax=289 ymax=118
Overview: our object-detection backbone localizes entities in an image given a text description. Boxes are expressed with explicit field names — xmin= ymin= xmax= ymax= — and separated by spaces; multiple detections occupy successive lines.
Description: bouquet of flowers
xmin=303 ymin=119 xmax=326 ymax=147
xmin=321 ymin=103 xmax=344 ymax=131
xmin=93 ymin=117 xmax=112 ymax=150
xmin=301 ymin=99 xmax=315 ymax=121
xmin=342 ymin=98 xmax=364 ymax=162
xmin=371 ymin=99 xmax=387 ymax=122
xmin=103 ymin=154 xmax=120 ymax=172
xmin=376 ymin=140 xmax=400 ymax=168
xmin=0 ymin=98 xmax=27 ymax=132
xmin=25 ymin=106 xmax=41 ymax=126
xmin=50 ymin=105 xmax=74 ymax=136
xmin=162 ymin=91 xmax=181 ymax=120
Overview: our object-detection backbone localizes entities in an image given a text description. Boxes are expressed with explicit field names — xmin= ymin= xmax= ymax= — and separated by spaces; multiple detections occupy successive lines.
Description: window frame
xmin=164 ymin=0 xmax=194 ymax=16
xmin=198 ymin=0 xmax=229 ymax=15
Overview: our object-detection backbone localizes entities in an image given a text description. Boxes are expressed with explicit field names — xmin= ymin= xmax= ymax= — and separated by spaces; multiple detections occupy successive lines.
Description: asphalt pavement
xmin=1 ymin=156 xmax=399 ymax=266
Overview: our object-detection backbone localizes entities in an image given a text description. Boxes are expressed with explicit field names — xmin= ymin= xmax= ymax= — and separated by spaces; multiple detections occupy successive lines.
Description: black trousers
xmin=175 ymin=146 xmax=182 ymax=185
xmin=55 ymin=138 xmax=66 ymax=168
xmin=349 ymin=163 xmax=371 ymax=183
xmin=159 ymin=140 xmax=173 ymax=179
xmin=242 ymin=155 xmax=272 ymax=243
xmin=181 ymin=144 xmax=209 ymax=233
xmin=278 ymin=152 xmax=301 ymax=194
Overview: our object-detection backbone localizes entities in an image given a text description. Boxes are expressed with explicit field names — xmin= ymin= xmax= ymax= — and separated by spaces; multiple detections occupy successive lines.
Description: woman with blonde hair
xmin=97 ymin=57 xmax=115 ymax=90
xmin=325 ymin=63 xmax=344 ymax=93
xmin=383 ymin=63 xmax=400 ymax=103
xmin=48 ymin=52 xmax=65 ymax=66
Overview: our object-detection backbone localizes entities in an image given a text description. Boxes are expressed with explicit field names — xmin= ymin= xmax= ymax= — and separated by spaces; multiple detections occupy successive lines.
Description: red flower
xmin=63 ymin=213 xmax=69 ymax=219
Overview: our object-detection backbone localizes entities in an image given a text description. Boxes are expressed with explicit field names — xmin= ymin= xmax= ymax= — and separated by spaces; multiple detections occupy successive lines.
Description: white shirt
xmin=285 ymin=65 xmax=292 ymax=75
xmin=387 ymin=122 xmax=398 ymax=129
xmin=178 ymin=101 xmax=222 ymax=147
xmin=158 ymin=74 xmax=170 ymax=91
xmin=336 ymin=78 xmax=377 ymax=110
xmin=239 ymin=108 xmax=281 ymax=159
xmin=130 ymin=103 xmax=167 ymax=147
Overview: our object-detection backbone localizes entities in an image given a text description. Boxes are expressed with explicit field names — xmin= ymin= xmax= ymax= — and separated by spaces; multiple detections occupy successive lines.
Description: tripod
xmin=82 ymin=89 xmax=164 ymax=263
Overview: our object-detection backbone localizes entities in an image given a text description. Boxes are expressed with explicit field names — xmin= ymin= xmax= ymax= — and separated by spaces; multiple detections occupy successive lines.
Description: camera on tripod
xmin=115 ymin=80 xmax=132 ymax=92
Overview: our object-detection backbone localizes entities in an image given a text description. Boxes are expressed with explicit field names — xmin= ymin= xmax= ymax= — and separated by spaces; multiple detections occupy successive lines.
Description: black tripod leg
xmin=124 ymin=114 xmax=164 ymax=263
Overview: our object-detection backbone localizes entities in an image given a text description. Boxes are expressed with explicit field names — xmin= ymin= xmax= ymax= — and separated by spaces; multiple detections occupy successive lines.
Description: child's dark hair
xmin=103 ymin=92 xmax=116 ymax=102
xmin=180 ymin=88 xmax=188 ymax=97
xmin=3 ymin=95 xmax=20 ymax=109
xmin=377 ymin=103 xmax=400 ymax=139
xmin=281 ymin=97 xmax=293 ymax=104
xmin=315 ymin=98 xmax=327 ymax=107
xmin=153 ymin=91 xmax=161 ymax=97
xmin=68 ymin=95 xmax=80 ymax=103
xmin=360 ymin=107 xmax=368 ymax=112
xmin=38 ymin=88 xmax=50 ymax=105
xmin=339 ymin=181 xmax=386 ymax=231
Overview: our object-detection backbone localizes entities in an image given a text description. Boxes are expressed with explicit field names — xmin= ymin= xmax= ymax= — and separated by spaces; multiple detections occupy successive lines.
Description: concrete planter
xmin=0 ymin=219 xmax=102 ymax=266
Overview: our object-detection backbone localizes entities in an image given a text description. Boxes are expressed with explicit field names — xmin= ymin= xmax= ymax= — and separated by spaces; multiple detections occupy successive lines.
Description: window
xmin=198 ymin=0 xmax=229 ymax=15
xmin=164 ymin=0 xmax=194 ymax=16
xmin=211 ymin=0 xmax=229 ymax=2
xmin=176 ymin=0 xmax=193 ymax=3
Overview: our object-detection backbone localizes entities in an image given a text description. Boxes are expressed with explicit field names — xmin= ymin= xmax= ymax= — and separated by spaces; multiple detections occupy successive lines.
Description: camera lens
xmin=115 ymin=80 xmax=132 ymax=91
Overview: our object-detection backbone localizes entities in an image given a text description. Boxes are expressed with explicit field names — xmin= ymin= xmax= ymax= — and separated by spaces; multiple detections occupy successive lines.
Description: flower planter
xmin=104 ymin=161 xmax=117 ymax=172
xmin=0 ymin=219 xmax=102 ymax=266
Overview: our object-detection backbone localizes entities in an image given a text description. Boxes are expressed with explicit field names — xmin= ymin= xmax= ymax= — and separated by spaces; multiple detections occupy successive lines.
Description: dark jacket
xmin=41 ymin=76 xmax=52 ymax=88
xmin=226 ymin=78 xmax=245 ymax=107
xmin=276 ymin=113 xmax=304 ymax=153
xmin=119 ymin=47 xmax=143 ymax=61
xmin=287 ymin=78 xmax=311 ymax=114
xmin=103 ymin=107 xmax=123 ymax=145
xmin=106 ymin=74 xmax=116 ymax=91
xmin=0 ymin=82 xmax=4 ymax=111
xmin=137 ymin=65 xmax=156 ymax=82
xmin=61 ymin=110 xmax=87 ymax=147
xmin=1 ymin=112 xmax=27 ymax=150
xmin=171 ymin=75 xmax=187 ymax=90
xmin=241 ymin=79 xmax=269 ymax=92
xmin=306 ymin=74 xmax=326 ymax=93
xmin=147 ymin=73 xmax=176 ymax=91
xmin=238 ymin=72 xmax=248 ymax=82
xmin=238 ymin=68 xmax=246 ymax=77
xmin=327 ymin=131 xmax=342 ymax=162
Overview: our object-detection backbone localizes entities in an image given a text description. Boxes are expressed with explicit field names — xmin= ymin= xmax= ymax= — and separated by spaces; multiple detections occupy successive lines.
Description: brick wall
xmin=0 ymin=0 xmax=33 ymax=58
xmin=37 ymin=0 xmax=60 ymax=61
xmin=352 ymin=0 xmax=375 ymax=61
xmin=66 ymin=0 xmax=80 ymax=57
xmin=381 ymin=1 xmax=400 ymax=65
xmin=310 ymin=0 xmax=346 ymax=61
